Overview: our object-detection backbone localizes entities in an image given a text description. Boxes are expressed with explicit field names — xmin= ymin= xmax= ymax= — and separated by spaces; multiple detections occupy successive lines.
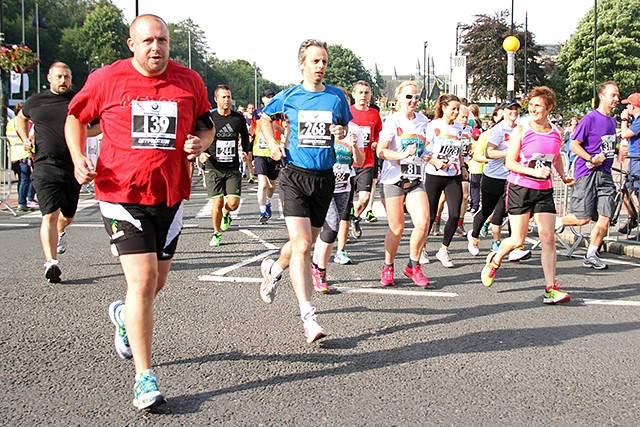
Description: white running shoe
xmin=467 ymin=230 xmax=480 ymax=256
xmin=302 ymin=308 xmax=326 ymax=344
xmin=260 ymin=258 xmax=280 ymax=304
xmin=57 ymin=231 xmax=67 ymax=255
xmin=419 ymin=248 xmax=430 ymax=264
xmin=436 ymin=249 xmax=454 ymax=268
xmin=508 ymin=246 xmax=532 ymax=262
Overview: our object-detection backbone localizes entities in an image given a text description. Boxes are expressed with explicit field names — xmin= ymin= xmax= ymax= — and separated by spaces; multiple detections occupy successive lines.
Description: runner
xmin=251 ymin=88 xmax=284 ymax=224
xmin=481 ymin=86 xmax=575 ymax=304
xmin=65 ymin=14 xmax=214 ymax=409
xmin=377 ymin=81 xmax=430 ymax=287
xmin=199 ymin=84 xmax=250 ymax=247
xmin=258 ymin=39 xmax=351 ymax=344
xmin=16 ymin=62 xmax=100 ymax=283
xmin=348 ymin=80 xmax=383 ymax=239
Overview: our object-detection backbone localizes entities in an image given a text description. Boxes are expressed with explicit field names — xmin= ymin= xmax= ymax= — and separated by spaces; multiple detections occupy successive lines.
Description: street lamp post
xmin=423 ymin=41 xmax=427 ymax=103
xmin=503 ymin=35 xmax=520 ymax=101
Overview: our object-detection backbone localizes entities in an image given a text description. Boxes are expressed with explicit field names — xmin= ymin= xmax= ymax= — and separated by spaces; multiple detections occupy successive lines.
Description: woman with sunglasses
xmin=422 ymin=93 xmax=465 ymax=268
xmin=376 ymin=81 xmax=431 ymax=287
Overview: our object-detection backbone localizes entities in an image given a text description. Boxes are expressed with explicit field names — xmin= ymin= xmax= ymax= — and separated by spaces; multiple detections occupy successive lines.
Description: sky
xmin=112 ymin=0 xmax=596 ymax=86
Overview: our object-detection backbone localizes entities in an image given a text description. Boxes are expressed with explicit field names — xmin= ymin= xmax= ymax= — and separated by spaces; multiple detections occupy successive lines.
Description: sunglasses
xmin=404 ymin=94 xmax=420 ymax=100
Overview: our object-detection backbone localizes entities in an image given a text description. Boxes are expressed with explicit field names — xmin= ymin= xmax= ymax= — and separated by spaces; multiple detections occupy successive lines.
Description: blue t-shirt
xmin=572 ymin=109 xmax=617 ymax=179
xmin=263 ymin=84 xmax=352 ymax=171
xmin=629 ymin=117 xmax=640 ymax=156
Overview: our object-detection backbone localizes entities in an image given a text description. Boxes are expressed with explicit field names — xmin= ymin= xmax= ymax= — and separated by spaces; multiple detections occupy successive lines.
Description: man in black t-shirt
xmin=16 ymin=62 xmax=100 ymax=283
xmin=198 ymin=84 xmax=250 ymax=247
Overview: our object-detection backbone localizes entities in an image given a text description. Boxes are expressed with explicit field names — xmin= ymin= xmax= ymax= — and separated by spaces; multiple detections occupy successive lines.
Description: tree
xmin=552 ymin=0 xmax=640 ymax=112
xmin=459 ymin=11 xmax=546 ymax=102
xmin=60 ymin=0 xmax=130 ymax=87
xmin=325 ymin=45 xmax=377 ymax=100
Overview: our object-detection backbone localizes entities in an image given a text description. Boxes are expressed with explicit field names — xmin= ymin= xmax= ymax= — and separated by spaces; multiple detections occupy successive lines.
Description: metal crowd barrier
xmin=0 ymin=136 xmax=17 ymax=216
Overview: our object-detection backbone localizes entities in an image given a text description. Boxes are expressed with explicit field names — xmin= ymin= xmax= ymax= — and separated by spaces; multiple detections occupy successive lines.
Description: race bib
xmin=360 ymin=126 xmax=372 ymax=148
xmin=215 ymin=139 xmax=236 ymax=162
xmin=600 ymin=135 xmax=616 ymax=158
xmin=437 ymin=140 xmax=461 ymax=163
xmin=333 ymin=163 xmax=351 ymax=191
xmin=526 ymin=153 xmax=553 ymax=180
xmin=298 ymin=110 xmax=332 ymax=148
xmin=131 ymin=100 xmax=177 ymax=150
xmin=257 ymin=133 xmax=269 ymax=150
xmin=400 ymin=156 xmax=423 ymax=180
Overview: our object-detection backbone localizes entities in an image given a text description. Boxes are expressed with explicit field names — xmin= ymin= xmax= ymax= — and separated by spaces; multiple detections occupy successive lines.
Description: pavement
xmin=2 ymin=176 xmax=640 ymax=426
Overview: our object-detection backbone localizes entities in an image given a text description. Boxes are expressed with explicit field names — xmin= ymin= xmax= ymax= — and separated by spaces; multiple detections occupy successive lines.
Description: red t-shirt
xmin=349 ymin=105 xmax=382 ymax=168
xmin=68 ymin=59 xmax=211 ymax=206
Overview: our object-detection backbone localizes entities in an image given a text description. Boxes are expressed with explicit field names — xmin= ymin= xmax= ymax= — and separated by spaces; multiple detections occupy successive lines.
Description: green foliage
xmin=460 ymin=11 xmax=546 ymax=102
xmin=325 ymin=45 xmax=382 ymax=102
xmin=552 ymin=0 xmax=640 ymax=112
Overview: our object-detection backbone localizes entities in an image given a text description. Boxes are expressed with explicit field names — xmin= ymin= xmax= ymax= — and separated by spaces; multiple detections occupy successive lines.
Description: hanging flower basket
xmin=0 ymin=45 xmax=40 ymax=74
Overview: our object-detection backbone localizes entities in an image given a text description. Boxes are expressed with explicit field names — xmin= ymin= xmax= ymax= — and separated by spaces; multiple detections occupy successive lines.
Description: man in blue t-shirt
xmin=559 ymin=81 xmax=628 ymax=270
xmin=618 ymin=92 xmax=640 ymax=233
xmin=258 ymin=39 xmax=352 ymax=344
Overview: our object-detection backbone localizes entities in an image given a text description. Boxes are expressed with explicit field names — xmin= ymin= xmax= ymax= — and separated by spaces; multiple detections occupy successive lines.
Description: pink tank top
xmin=507 ymin=121 xmax=562 ymax=190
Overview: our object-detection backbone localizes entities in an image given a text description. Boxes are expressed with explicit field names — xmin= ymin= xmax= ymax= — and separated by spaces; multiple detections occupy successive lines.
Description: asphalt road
xmin=2 ymin=178 xmax=640 ymax=426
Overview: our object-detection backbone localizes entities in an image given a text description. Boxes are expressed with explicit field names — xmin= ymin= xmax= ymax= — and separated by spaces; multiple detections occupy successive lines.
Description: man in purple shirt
xmin=559 ymin=81 xmax=627 ymax=270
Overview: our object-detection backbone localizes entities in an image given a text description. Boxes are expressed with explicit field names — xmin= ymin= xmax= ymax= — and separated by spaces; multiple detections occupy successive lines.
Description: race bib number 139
xmin=131 ymin=100 xmax=178 ymax=150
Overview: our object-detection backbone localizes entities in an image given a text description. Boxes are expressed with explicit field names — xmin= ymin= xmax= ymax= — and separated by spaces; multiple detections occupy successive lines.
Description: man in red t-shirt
xmin=65 ymin=14 xmax=214 ymax=410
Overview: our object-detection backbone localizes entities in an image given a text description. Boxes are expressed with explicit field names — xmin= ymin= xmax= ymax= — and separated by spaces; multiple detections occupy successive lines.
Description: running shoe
xmin=350 ymin=217 xmax=362 ymax=239
xmin=480 ymin=222 xmax=490 ymax=238
xmin=365 ymin=210 xmax=378 ymax=223
xmin=260 ymin=258 xmax=281 ymax=304
xmin=404 ymin=264 xmax=430 ymax=287
xmin=57 ymin=231 xmax=67 ymax=255
xmin=248 ymin=176 xmax=254 ymax=184
xmin=334 ymin=250 xmax=353 ymax=265
xmin=209 ymin=232 xmax=222 ymax=247
xmin=554 ymin=216 xmax=565 ymax=233
xmin=44 ymin=260 xmax=62 ymax=284
xmin=618 ymin=217 xmax=638 ymax=234
xmin=108 ymin=300 xmax=132 ymax=359
xmin=455 ymin=225 xmax=466 ymax=237
xmin=265 ymin=203 xmax=272 ymax=219
xmin=133 ymin=369 xmax=167 ymax=410
xmin=311 ymin=263 xmax=329 ymax=293
xmin=467 ymin=230 xmax=480 ymax=256
xmin=259 ymin=213 xmax=269 ymax=225
xmin=17 ymin=205 xmax=28 ymax=212
xmin=583 ymin=254 xmax=608 ymax=270
xmin=380 ymin=264 xmax=394 ymax=287
xmin=436 ymin=249 xmax=454 ymax=268
xmin=543 ymin=281 xmax=571 ymax=304
xmin=490 ymin=240 xmax=501 ymax=253
xmin=431 ymin=220 xmax=442 ymax=236
xmin=481 ymin=252 xmax=500 ymax=287
xmin=508 ymin=246 xmax=532 ymax=262
xmin=27 ymin=200 xmax=39 ymax=208
xmin=419 ymin=248 xmax=430 ymax=264
xmin=221 ymin=214 xmax=232 ymax=231
xmin=302 ymin=308 xmax=326 ymax=344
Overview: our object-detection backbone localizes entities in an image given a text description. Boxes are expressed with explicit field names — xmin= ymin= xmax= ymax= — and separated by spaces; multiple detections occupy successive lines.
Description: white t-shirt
xmin=378 ymin=112 xmax=429 ymax=185
xmin=424 ymin=118 xmax=464 ymax=177
xmin=483 ymin=121 xmax=514 ymax=180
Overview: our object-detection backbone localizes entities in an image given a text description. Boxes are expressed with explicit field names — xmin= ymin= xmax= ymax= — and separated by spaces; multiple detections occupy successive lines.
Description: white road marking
xmin=199 ymin=275 xmax=262 ymax=283
xmin=18 ymin=198 xmax=99 ymax=219
xmin=582 ymin=298 xmax=640 ymax=307
xmin=334 ymin=286 xmax=458 ymax=297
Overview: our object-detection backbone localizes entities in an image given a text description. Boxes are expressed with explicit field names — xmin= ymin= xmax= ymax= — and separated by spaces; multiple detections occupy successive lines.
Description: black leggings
xmin=425 ymin=174 xmax=463 ymax=247
xmin=471 ymin=175 xmax=508 ymax=238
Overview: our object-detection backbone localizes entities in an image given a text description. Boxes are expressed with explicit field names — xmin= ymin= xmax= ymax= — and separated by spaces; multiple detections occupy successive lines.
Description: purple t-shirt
xmin=572 ymin=109 xmax=617 ymax=179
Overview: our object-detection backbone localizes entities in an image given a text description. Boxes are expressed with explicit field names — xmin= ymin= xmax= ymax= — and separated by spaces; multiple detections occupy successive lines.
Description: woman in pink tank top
xmin=480 ymin=86 xmax=576 ymax=305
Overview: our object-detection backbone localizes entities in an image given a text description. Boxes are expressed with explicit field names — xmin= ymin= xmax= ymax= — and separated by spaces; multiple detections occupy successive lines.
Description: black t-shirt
xmin=22 ymin=89 xmax=76 ymax=167
xmin=205 ymin=110 xmax=250 ymax=170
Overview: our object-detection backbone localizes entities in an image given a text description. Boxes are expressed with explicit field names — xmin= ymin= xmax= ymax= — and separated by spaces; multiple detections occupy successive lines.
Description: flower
xmin=0 ymin=45 xmax=40 ymax=73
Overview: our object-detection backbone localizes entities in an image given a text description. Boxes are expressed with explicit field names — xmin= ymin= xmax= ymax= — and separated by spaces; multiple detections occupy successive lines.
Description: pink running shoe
xmin=404 ymin=264 xmax=430 ymax=287
xmin=311 ymin=263 xmax=329 ymax=293
xmin=380 ymin=265 xmax=394 ymax=287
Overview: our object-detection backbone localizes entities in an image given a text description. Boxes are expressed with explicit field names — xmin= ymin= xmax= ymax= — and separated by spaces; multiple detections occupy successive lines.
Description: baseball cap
xmin=263 ymin=89 xmax=276 ymax=98
xmin=472 ymin=128 xmax=482 ymax=139
xmin=500 ymin=99 xmax=521 ymax=109
xmin=622 ymin=93 xmax=640 ymax=107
